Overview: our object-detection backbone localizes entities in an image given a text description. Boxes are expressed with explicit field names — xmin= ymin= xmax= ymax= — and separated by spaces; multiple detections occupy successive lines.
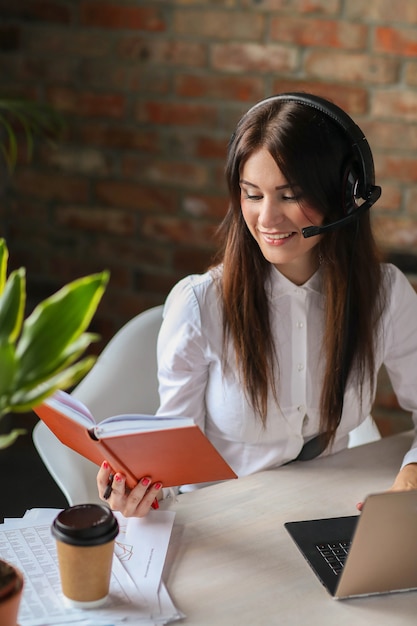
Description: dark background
xmin=0 ymin=413 xmax=67 ymax=522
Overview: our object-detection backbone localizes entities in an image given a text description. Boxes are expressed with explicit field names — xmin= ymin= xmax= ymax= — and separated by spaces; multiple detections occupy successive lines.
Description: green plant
xmin=0 ymin=238 xmax=109 ymax=448
xmin=0 ymin=97 xmax=64 ymax=173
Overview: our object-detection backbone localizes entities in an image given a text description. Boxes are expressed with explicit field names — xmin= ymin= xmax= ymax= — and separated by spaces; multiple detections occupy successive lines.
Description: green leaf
xmin=8 ymin=356 xmax=97 ymax=412
xmin=0 ymin=429 xmax=26 ymax=449
xmin=16 ymin=332 xmax=99 ymax=389
xmin=15 ymin=271 xmax=108 ymax=385
xmin=0 ymin=239 xmax=8 ymax=295
xmin=0 ymin=268 xmax=25 ymax=344
xmin=0 ymin=343 xmax=16 ymax=398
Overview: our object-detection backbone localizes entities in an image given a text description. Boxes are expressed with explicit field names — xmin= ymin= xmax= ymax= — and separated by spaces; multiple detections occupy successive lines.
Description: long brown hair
xmin=214 ymin=96 xmax=386 ymax=448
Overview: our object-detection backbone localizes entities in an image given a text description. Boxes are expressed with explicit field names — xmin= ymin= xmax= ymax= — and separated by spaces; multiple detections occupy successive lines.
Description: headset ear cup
xmin=342 ymin=161 xmax=360 ymax=215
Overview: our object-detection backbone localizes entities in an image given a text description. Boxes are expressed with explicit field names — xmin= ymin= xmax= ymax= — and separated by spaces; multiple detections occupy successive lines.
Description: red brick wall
xmin=0 ymin=1 xmax=416 ymax=431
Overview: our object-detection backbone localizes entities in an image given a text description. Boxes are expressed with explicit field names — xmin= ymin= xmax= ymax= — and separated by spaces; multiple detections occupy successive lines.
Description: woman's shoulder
xmin=381 ymin=262 xmax=414 ymax=289
xmin=163 ymin=267 xmax=222 ymax=320
xmin=168 ymin=267 xmax=220 ymax=300
xmin=380 ymin=262 xmax=417 ymax=309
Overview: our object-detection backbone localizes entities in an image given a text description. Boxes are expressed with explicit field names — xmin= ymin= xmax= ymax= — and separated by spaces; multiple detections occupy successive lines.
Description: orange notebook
xmin=33 ymin=390 xmax=237 ymax=489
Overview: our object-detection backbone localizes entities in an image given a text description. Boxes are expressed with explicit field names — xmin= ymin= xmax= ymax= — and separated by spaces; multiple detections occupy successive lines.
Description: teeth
xmin=264 ymin=233 xmax=292 ymax=240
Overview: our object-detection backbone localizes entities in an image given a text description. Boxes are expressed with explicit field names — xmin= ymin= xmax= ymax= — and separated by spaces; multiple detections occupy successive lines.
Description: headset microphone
xmin=302 ymin=185 xmax=381 ymax=238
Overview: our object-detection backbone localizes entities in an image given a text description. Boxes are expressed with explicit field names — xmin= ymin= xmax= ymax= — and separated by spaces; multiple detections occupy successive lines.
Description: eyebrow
xmin=239 ymin=179 xmax=292 ymax=191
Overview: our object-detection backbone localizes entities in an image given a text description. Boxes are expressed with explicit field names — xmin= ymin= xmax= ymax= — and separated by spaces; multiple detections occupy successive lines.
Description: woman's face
xmin=240 ymin=148 xmax=323 ymax=285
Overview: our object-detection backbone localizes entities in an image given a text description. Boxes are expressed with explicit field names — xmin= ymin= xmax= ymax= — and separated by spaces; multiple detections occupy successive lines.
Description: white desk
xmin=163 ymin=431 xmax=417 ymax=625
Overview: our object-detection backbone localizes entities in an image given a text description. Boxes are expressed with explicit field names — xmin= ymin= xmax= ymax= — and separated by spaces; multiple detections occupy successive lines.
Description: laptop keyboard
xmin=316 ymin=541 xmax=352 ymax=575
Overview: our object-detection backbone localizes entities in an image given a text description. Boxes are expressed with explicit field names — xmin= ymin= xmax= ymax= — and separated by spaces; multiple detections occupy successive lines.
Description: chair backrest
xmin=33 ymin=305 xmax=164 ymax=505
xmin=348 ymin=415 xmax=381 ymax=448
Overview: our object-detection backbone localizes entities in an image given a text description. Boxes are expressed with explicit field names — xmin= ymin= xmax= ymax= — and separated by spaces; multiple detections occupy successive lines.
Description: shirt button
xmin=297 ymin=363 xmax=304 ymax=371
xmin=297 ymin=405 xmax=305 ymax=413
xmin=296 ymin=321 xmax=304 ymax=328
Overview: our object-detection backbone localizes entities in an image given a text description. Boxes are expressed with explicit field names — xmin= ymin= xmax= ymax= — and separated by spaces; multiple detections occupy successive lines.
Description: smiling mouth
xmin=260 ymin=232 xmax=295 ymax=242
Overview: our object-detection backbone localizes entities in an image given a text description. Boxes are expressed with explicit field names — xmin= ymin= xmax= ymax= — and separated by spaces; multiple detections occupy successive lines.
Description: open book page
xmin=94 ymin=415 xmax=195 ymax=437
xmin=48 ymin=389 xmax=95 ymax=426
xmin=45 ymin=390 xmax=195 ymax=436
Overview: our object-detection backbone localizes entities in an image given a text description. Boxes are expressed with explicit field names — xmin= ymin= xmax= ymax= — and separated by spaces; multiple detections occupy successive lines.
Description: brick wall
xmin=0 ymin=0 xmax=416 ymax=433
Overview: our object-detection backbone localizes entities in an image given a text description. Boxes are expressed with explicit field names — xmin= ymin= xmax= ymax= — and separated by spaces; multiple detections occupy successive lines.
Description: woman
xmin=98 ymin=93 xmax=417 ymax=517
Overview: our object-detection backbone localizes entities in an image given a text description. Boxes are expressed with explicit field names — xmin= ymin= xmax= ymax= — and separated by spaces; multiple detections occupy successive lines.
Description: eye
xmin=240 ymin=185 xmax=263 ymax=201
xmin=243 ymin=192 xmax=263 ymax=201
xmin=282 ymin=191 xmax=303 ymax=202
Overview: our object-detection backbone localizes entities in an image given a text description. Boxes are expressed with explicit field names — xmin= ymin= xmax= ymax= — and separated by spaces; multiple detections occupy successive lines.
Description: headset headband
xmin=239 ymin=92 xmax=376 ymax=199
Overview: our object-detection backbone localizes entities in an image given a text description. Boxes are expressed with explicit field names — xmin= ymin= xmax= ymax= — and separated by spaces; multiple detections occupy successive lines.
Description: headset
xmin=233 ymin=92 xmax=382 ymax=238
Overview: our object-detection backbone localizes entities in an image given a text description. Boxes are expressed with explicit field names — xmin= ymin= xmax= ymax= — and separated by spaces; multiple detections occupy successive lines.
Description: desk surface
xmin=163 ymin=431 xmax=417 ymax=625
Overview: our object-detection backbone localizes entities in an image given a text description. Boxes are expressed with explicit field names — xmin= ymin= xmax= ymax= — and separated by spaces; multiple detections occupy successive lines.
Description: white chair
xmin=348 ymin=415 xmax=381 ymax=448
xmin=33 ymin=305 xmax=164 ymax=505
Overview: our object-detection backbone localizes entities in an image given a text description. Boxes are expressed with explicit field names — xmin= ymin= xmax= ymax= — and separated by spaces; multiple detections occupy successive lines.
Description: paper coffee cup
xmin=51 ymin=504 xmax=119 ymax=608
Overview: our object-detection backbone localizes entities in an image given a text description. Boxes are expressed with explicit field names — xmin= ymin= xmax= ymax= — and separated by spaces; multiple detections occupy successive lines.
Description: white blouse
xmin=156 ymin=264 xmax=417 ymax=484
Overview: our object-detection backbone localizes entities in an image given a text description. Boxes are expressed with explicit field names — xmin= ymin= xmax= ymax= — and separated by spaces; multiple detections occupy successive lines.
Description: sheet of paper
xmin=114 ymin=510 xmax=174 ymax=592
xmin=0 ymin=508 xmax=182 ymax=625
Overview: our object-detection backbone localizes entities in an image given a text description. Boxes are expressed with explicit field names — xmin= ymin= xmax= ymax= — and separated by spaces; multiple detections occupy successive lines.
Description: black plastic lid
xmin=51 ymin=504 xmax=119 ymax=546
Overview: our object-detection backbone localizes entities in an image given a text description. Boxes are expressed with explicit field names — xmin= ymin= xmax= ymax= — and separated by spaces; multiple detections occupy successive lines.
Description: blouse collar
xmin=267 ymin=265 xmax=323 ymax=300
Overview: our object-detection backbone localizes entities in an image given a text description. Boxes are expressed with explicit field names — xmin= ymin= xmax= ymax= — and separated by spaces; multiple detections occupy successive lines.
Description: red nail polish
xmin=102 ymin=461 xmax=109 ymax=469
xmin=154 ymin=482 xmax=162 ymax=490
xmin=141 ymin=478 xmax=150 ymax=487
xmin=151 ymin=498 xmax=159 ymax=510
xmin=114 ymin=474 xmax=123 ymax=482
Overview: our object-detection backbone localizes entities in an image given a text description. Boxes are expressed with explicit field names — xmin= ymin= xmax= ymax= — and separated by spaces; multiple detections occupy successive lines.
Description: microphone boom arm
xmin=302 ymin=186 xmax=381 ymax=238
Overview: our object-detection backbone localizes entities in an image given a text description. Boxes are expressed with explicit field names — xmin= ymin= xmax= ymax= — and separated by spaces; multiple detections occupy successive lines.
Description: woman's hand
xmin=356 ymin=462 xmax=417 ymax=511
xmin=97 ymin=460 xmax=163 ymax=518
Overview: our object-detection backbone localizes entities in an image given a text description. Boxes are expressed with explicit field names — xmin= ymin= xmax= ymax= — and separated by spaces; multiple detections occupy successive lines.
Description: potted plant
xmin=0 ymin=237 xmax=109 ymax=624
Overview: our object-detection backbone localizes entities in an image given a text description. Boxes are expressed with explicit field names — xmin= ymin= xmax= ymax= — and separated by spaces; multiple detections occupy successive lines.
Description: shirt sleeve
xmin=382 ymin=266 xmax=417 ymax=468
xmin=156 ymin=276 xmax=210 ymax=432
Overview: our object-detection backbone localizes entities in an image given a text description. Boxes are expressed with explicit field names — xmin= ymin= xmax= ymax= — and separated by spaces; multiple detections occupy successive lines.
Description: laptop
xmin=284 ymin=490 xmax=417 ymax=599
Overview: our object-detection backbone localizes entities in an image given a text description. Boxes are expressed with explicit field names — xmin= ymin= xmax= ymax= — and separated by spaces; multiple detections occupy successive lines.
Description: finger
xmin=356 ymin=501 xmax=363 ymax=512
xmin=109 ymin=473 xmax=126 ymax=499
xmin=150 ymin=482 xmax=163 ymax=509
xmin=123 ymin=479 xmax=163 ymax=518
xmin=103 ymin=472 xmax=129 ymax=509
xmin=97 ymin=460 xmax=112 ymax=483
xmin=97 ymin=461 xmax=113 ymax=495
xmin=121 ymin=477 xmax=153 ymax=517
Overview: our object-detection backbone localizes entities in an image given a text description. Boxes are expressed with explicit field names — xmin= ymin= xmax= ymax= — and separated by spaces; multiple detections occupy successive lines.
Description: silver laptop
xmin=285 ymin=490 xmax=417 ymax=599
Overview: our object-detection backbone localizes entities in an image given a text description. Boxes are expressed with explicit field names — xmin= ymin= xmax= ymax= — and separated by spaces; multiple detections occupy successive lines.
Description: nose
xmin=258 ymin=196 xmax=285 ymax=229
